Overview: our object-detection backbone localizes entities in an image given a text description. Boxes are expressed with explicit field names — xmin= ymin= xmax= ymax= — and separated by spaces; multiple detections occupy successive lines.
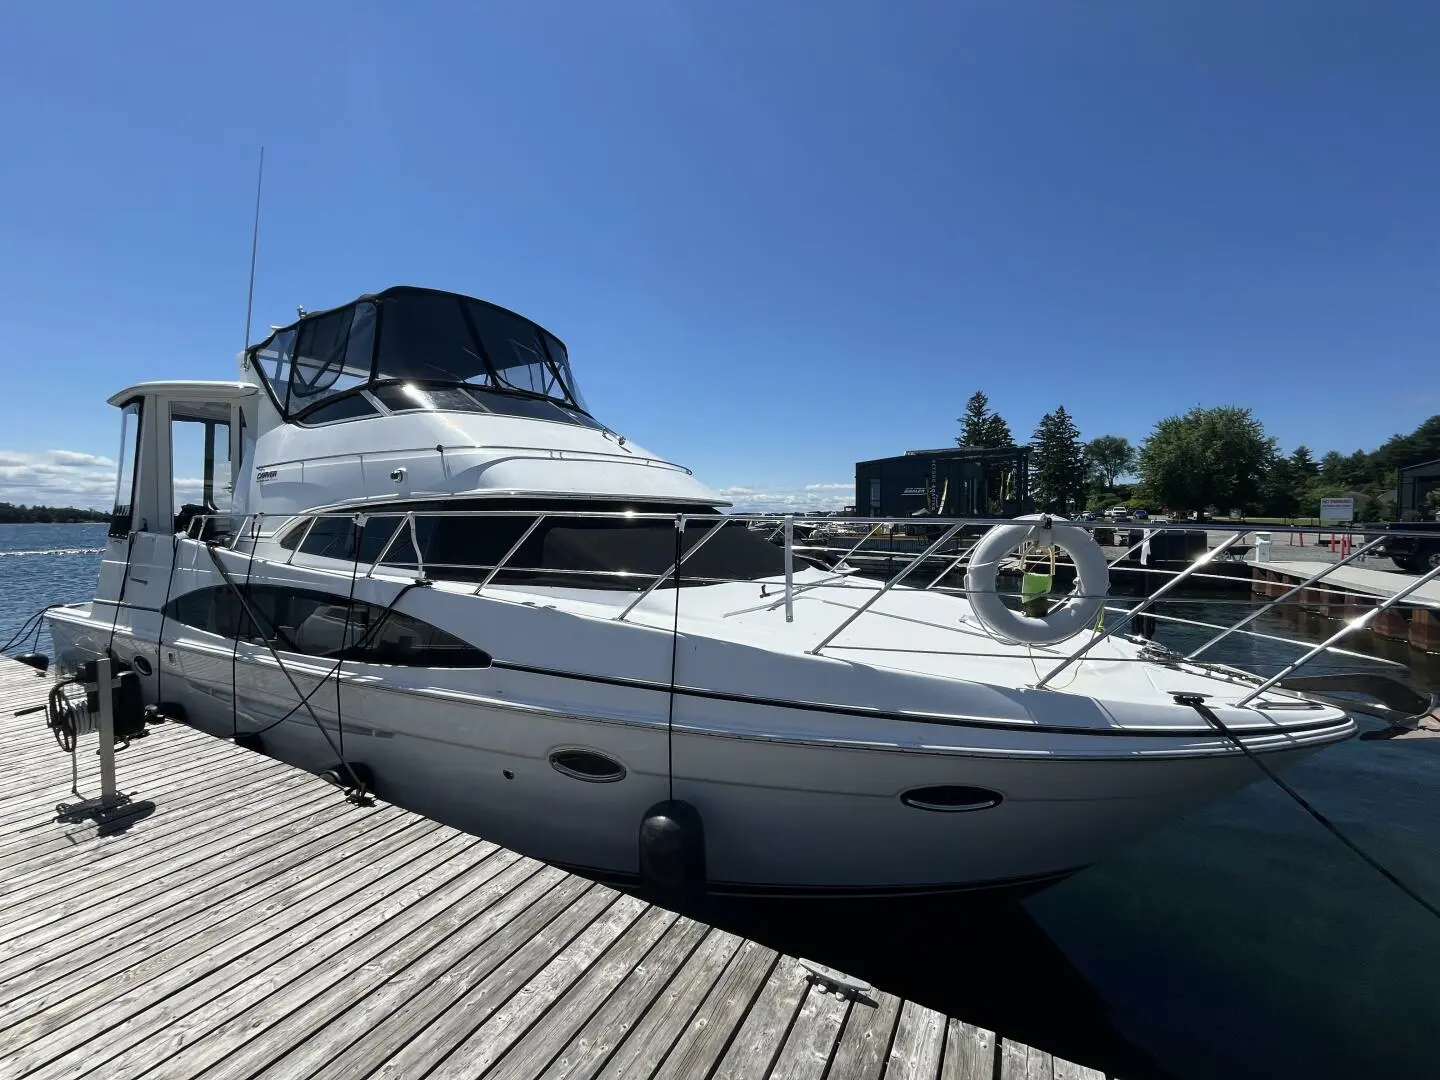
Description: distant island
xmin=0 ymin=502 xmax=110 ymax=524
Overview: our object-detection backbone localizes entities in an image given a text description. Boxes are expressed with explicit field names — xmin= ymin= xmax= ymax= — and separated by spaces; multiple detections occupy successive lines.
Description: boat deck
xmin=0 ymin=657 xmax=1108 ymax=1080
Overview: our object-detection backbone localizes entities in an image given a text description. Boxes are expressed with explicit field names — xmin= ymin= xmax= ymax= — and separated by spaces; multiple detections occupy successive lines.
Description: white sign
xmin=1319 ymin=497 xmax=1354 ymax=523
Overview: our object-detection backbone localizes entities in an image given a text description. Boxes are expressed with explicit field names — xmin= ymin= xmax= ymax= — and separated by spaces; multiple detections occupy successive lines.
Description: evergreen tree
xmin=1261 ymin=458 xmax=1302 ymax=517
xmin=1289 ymin=445 xmax=1319 ymax=477
xmin=956 ymin=391 xmax=1014 ymax=448
xmin=980 ymin=412 xmax=1014 ymax=448
xmin=1031 ymin=406 xmax=1087 ymax=513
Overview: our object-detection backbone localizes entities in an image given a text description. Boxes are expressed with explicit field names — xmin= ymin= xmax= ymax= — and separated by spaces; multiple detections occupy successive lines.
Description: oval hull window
xmin=900 ymin=786 xmax=1003 ymax=812
xmin=132 ymin=655 xmax=153 ymax=676
xmin=549 ymin=749 xmax=626 ymax=784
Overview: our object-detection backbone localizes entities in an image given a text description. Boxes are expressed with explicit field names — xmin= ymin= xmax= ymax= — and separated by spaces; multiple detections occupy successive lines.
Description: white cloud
xmin=49 ymin=450 xmax=117 ymax=469
xmin=0 ymin=451 xmax=212 ymax=511
xmin=717 ymin=481 xmax=853 ymax=514
xmin=0 ymin=450 xmax=118 ymax=509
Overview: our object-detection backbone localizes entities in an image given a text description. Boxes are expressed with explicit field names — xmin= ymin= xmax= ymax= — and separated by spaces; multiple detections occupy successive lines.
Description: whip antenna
xmin=242 ymin=146 xmax=265 ymax=350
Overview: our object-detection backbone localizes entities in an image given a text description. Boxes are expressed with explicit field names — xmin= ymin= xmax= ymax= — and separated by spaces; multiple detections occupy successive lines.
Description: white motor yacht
xmin=45 ymin=285 xmax=1361 ymax=897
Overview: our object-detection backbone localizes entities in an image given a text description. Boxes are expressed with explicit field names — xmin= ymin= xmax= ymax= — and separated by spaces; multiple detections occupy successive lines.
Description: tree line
xmin=955 ymin=391 xmax=1440 ymax=520
xmin=0 ymin=502 xmax=111 ymax=524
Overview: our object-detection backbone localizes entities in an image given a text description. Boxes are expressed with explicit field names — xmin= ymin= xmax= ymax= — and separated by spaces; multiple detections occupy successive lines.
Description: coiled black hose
xmin=46 ymin=677 xmax=84 ymax=754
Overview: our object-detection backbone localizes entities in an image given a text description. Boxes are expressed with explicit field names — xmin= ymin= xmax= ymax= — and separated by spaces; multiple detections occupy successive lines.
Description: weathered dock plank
xmin=592 ymin=928 xmax=744 ymax=1079
xmin=941 ymin=1020 xmax=997 ymax=1080
xmin=763 ymin=979 xmax=852 ymax=1080
xmin=0 ymin=654 xmax=1113 ymax=1080
xmin=828 ymin=987 xmax=904 ymax=1080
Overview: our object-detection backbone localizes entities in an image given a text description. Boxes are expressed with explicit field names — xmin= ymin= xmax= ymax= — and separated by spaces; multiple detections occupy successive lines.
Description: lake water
xmin=2 ymin=522 xmax=1437 ymax=1079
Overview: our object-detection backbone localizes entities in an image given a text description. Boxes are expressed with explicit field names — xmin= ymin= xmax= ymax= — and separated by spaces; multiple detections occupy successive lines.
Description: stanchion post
xmin=96 ymin=657 xmax=117 ymax=804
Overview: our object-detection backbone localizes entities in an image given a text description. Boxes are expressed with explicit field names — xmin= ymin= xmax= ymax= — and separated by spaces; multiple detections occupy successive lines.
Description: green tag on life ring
xmin=1021 ymin=572 xmax=1053 ymax=603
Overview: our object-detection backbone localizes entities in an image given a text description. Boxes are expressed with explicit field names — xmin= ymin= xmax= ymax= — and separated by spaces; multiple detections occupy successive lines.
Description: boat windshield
xmin=247 ymin=287 xmax=588 ymax=423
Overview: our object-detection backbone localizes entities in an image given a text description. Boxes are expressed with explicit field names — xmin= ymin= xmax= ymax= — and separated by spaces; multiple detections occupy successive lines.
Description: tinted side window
xmin=359 ymin=609 xmax=490 ymax=667
xmin=166 ymin=585 xmax=490 ymax=668
xmin=300 ymin=518 xmax=360 ymax=560
xmin=166 ymin=587 xmax=250 ymax=639
xmin=298 ymin=393 xmax=378 ymax=425
xmin=278 ymin=520 xmax=311 ymax=550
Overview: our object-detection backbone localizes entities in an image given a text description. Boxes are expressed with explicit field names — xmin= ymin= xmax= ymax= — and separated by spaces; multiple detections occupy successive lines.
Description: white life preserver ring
xmin=963 ymin=515 xmax=1109 ymax=646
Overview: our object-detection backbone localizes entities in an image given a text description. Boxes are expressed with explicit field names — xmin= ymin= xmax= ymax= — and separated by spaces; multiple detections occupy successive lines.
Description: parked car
xmin=1365 ymin=521 xmax=1440 ymax=573
xmin=1132 ymin=508 xmax=1149 ymax=520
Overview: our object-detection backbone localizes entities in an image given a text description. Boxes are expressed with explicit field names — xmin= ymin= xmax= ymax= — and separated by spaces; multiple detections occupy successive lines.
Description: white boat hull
xmin=46 ymin=601 xmax=1346 ymax=895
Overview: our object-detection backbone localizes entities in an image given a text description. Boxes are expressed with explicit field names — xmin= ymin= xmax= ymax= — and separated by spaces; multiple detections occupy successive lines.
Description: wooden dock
xmin=0 ymin=657 xmax=1109 ymax=1080
xmin=1255 ymin=558 xmax=1440 ymax=610
xmin=1253 ymin=559 xmax=1440 ymax=652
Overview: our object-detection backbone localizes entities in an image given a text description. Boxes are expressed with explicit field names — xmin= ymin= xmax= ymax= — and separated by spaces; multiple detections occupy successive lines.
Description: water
xmin=2 ymin=524 xmax=1437 ymax=1079
xmin=0 ymin=523 xmax=107 ymax=655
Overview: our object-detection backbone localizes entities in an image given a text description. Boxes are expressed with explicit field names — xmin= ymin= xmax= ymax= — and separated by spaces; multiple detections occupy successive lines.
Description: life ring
xmin=964 ymin=515 xmax=1109 ymax=646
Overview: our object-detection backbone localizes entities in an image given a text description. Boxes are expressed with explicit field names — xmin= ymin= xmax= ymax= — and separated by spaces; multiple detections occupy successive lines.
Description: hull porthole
xmin=900 ymin=786 xmax=1003 ymax=813
xmin=550 ymin=749 xmax=626 ymax=784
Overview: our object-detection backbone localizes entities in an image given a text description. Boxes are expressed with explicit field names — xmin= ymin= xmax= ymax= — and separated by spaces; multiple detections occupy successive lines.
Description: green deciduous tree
xmin=1137 ymin=406 xmax=1276 ymax=516
xmin=1031 ymin=406 xmax=1087 ymax=513
xmin=956 ymin=391 xmax=1014 ymax=448
xmin=1084 ymin=435 xmax=1137 ymax=489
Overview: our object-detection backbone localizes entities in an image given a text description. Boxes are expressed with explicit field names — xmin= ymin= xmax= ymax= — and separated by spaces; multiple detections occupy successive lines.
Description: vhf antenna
xmin=242 ymin=146 xmax=265 ymax=351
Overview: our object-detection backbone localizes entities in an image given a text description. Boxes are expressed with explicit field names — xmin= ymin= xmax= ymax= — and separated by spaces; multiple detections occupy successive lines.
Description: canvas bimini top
xmin=244 ymin=286 xmax=596 ymax=428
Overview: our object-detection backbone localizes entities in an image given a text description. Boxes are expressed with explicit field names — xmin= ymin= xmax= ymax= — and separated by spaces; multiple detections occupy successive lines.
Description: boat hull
xmin=46 ymin=608 xmax=1346 ymax=897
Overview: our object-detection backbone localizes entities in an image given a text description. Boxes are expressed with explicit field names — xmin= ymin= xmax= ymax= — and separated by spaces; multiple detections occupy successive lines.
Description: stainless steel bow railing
xmin=199 ymin=508 xmax=1439 ymax=699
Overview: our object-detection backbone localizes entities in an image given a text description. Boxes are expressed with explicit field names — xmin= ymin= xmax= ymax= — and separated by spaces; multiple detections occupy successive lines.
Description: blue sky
xmin=1 ymin=1 xmax=1436 ymax=510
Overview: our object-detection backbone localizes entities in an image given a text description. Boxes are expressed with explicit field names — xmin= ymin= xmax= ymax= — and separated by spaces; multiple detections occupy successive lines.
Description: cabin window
xmin=464 ymin=388 xmax=574 ymax=424
xmin=277 ymin=519 xmax=311 ymax=550
xmin=371 ymin=383 xmax=486 ymax=414
xmin=291 ymin=505 xmax=789 ymax=590
xmin=109 ymin=400 xmax=144 ymax=537
xmin=355 ymin=515 xmax=424 ymax=566
xmin=170 ymin=401 xmax=233 ymax=531
xmin=298 ymin=392 xmax=379 ymax=424
xmin=166 ymin=586 xmax=249 ymax=639
xmin=298 ymin=517 xmax=361 ymax=561
xmin=164 ymin=585 xmax=490 ymax=667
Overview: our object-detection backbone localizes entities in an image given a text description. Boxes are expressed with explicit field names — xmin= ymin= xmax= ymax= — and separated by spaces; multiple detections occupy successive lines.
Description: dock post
xmin=1410 ymin=609 xmax=1440 ymax=652
xmin=1375 ymin=607 xmax=1411 ymax=642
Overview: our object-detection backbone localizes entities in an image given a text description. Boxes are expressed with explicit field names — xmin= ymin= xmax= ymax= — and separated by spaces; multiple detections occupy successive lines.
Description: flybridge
xmin=244 ymin=286 xmax=592 ymax=427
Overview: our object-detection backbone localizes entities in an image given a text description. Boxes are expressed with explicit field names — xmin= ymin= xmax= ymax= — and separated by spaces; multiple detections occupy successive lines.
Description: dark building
xmin=1398 ymin=457 xmax=1440 ymax=518
xmin=855 ymin=446 xmax=1031 ymax=518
